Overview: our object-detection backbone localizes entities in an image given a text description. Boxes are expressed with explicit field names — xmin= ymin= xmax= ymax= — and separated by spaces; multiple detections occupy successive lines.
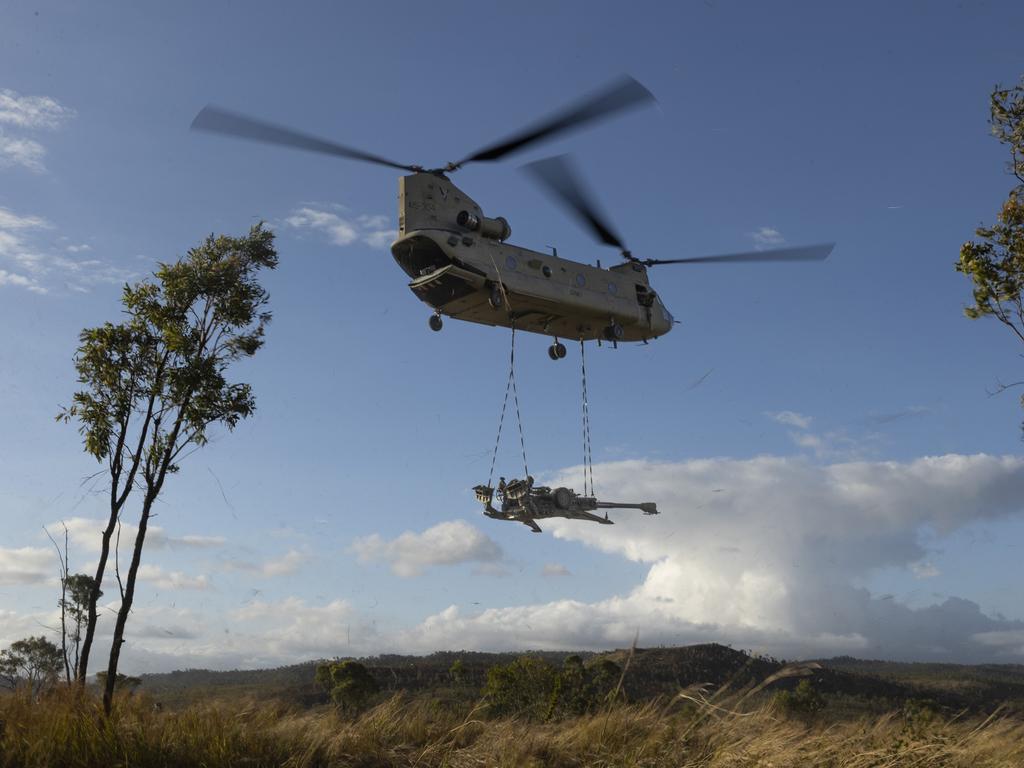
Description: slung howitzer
xmin=474 ymin=477 xmax=658 ymax=532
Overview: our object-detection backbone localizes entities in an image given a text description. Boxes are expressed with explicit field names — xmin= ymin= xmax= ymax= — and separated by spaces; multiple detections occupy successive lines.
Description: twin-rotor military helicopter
xmin=192 ymin=77 xmax=833 ymax=361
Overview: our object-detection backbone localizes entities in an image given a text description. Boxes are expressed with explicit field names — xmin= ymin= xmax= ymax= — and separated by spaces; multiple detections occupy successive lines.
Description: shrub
xmin=315 ymin=660 xmax=380 ymax=714
xmin=774 ymin=679 xmax=825 ymax=715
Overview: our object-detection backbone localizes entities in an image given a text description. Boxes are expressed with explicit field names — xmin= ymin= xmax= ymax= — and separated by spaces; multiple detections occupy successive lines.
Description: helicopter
xmin=192 ymin=77 xmax=833 ymax=361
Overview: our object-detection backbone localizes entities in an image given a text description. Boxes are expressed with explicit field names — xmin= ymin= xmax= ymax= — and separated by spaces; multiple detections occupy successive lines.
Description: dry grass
xmin=1 ymin=685 xmax=1023 ymax=767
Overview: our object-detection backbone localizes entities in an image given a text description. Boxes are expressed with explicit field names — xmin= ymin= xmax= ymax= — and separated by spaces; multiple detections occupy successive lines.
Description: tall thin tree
xmin=59 ymin=224 xmax=277 ymax=711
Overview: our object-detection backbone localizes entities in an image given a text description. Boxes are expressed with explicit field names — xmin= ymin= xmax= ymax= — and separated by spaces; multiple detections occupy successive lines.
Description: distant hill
xmin=814 ymin=656 xmax=1024 ymax=710
xmin=136 ymin=644 xmax=1024 ymax=712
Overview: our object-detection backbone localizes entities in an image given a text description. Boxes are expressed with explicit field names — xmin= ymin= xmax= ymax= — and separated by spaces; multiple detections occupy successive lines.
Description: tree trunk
xmin=77 ymin=513 xmax=119 ymax=686
xmin=102 ymin=493 xmax=154 ymax=714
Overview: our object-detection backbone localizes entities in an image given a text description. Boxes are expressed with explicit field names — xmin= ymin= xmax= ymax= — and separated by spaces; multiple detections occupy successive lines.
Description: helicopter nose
xmin=652 ymin=305 xmax=673 ymax=336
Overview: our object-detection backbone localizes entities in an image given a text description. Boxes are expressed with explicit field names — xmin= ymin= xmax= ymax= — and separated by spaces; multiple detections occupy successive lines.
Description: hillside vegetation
xmin=3 ymin=644 xmax=1024 ymax=767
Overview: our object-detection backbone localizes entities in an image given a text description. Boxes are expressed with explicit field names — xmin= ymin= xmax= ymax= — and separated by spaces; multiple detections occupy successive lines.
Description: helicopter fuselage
xmin=390 ymin=172 xmax=674 ymax=343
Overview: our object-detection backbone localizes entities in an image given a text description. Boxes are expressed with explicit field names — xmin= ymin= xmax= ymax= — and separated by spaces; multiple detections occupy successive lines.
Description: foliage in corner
xmin=958 ymin=78 xmax=1024 ymax=431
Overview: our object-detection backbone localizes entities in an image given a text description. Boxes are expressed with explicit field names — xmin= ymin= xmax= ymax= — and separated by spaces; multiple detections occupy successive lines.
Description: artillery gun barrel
xmin=594 ymin=500 xmax=659 ymax=514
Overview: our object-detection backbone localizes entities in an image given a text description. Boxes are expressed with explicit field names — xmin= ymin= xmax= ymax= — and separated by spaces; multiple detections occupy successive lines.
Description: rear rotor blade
xmin=190 ymin=106 xmax=419 ymax=172
xmin=454 ymin=76 xmax=655 ymax=167
xmin=643 ymin=243 xmax=835 ymax=266
xmin=524 ymin=155 xmax=626 ymax=250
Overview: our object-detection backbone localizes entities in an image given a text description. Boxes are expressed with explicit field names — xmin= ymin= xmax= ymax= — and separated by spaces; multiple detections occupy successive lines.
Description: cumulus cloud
xmin=10 ymin=454 xmax=1024 ymax=671
xmin=910 ymin=561 xmax=940 ymax=579
xmin=542 ymin=563 xmax=572 ymax=577
xmin=55 ymin=517 xmax=225 ymax=555
xmin=399 ymin=455 xmax=1024 ymax=661
xmin=351 ymin=520 xmax=503 ymax=577
xmin=0 ymin=209 xmax=50 ymax=231
xmin=750 ymin=226 xmax=785 ymax=248
xmin=228 ymin=597 xmax=376 ymax=661
xmin=766 ymin=411 xmax=867 ymax=459
xmin=767 ymin=411 xmax=813 ymax=429
xmin=285 ymin=205 xmax=396 ymax=249
xmin=0 ymin=546 xmax=54 ymax=586
xmin=138 ymin=564 xmax=211 ymax=590
xmin=223 ymin=549 xmax=305 ymax=577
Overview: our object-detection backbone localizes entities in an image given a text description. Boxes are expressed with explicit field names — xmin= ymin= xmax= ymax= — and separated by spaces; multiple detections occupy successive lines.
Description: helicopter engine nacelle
xmin=457 ymin=210 xmax=511 ymax=241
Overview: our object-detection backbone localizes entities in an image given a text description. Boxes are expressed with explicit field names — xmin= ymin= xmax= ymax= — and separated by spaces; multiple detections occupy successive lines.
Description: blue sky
xmin=3 ymin=1 xmax=1024 ymax=671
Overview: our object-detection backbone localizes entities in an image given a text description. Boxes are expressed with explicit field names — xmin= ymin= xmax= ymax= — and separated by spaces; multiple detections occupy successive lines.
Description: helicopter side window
xmin=575 ymin=273 xmax=586 ymax=288
xmin=608 ymin=282 xmax=618 ymax=295
xmin=635 ymin=285 xmax=655 ymax=307
xmin=505 ymin=255 xmax=518 ymax=270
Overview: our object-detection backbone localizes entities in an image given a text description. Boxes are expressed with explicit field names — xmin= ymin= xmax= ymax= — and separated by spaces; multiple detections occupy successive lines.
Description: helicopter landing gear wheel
xmin=429 ymin=313 xmax=443 ymax=332
xmin=488 ymin=284 xmax=504 ymax=310
xmin=547 ymin=341 xmax=567 ymax=361
xmin=603 ymin=321 xmax=624 ymax=342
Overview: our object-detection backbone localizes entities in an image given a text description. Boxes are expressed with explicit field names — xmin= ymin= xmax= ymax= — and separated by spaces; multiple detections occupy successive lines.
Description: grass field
xmin=2 ymin=684 xmax=1023 ymax=767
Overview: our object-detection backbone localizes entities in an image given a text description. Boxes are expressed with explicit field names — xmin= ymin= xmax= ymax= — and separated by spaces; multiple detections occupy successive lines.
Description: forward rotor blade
xmin=524 ymin=155 xmax=626 ymax=250
xmin=190 ymin=106 xmax=418 ymax=172
xmin=644 ymin=243 xmax=835 ymax=266
xmin=455 ymin=75 xmax=655 ymax=167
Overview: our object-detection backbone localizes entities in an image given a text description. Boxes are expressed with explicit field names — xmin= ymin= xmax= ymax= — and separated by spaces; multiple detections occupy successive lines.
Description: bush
xmin=484 ymin=655 xmax=624 ymax=722
xmin=774 ymin=679 xmax=825 ymax=715
xmin=484 ymin=657 xmax=558 ymax=720
xmin=315 ymin=660 xmax=380 ymax=714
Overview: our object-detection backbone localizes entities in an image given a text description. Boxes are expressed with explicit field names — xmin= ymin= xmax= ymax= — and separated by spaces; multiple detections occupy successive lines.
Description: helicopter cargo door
xmin=408 ymin=263 xmax=486 ymax=308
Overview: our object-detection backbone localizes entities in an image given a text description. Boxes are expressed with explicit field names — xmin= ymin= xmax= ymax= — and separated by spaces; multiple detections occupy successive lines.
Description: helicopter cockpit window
xmin=636 ymin=285 xmax=655 ymax=307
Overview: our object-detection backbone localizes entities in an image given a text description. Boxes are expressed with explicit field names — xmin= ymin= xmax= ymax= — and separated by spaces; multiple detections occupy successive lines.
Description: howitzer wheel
xmin=553 ymin=487 xmax=573 ymax=509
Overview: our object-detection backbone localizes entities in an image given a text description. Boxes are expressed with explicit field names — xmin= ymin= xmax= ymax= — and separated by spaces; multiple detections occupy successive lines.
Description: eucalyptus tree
xmin=0 ymin=636 xmax=63 ymax=694
xmin=60 ymin=224 xmax=277 ymax=712
xmin=958 ymin=78 xmax=1024 ymax=431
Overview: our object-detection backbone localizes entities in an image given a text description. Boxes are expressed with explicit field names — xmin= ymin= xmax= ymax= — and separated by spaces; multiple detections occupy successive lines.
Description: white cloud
xmin=223 ymin=549 xmax=305 ymax=577
xmin=750 ymin=226 xmax=785 ymax=248
xmin=286 ymin=207 xmax=357 ymax=245
xmin=542 ymin=563 xmax=572 ymax=577
xmin=0 ymin=90 xmax=74 ymax=175
xmin=0 ymin=134 xmax=47 ymax=172
xmin=0 ymin=208 xmax=50 ymax=231
xmin=227 ymin=597 xmax=376 ymax=661
xmin=399 ymin=455 xmax=1024 ymax=661
xmin=0 ymin=545 xmax=54 ymax=586
xmin=0 ymin=268 xmax=44 ymax=293
xmin=285 ymin=205 xmax=396 ymax=249
xmin=363 ymin=228 xmax=399 ymax=248
xmin=65 ymin=243 xmax=92 ymax=253
xmin=767 ymin=411 xmax=812 ymax=429
xmin=10 ymin=454 xmax=1024 ymax=671
xmin=0 ymin=89 xmax=75 ymax=129
xmin=0 ymin=206 xmax=134 ymax=294
xmin=138 ymin=564 xmax=211 ymax=590
xmin=910 ymin=561 xmax=940 ymax=579
xmin=55 ymin=517 xmax=226 ymax=555
xmin=351 ymin=520 xmax=503 ymax=577
xmin=791 ymin=431 xmax=824 ymax=451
